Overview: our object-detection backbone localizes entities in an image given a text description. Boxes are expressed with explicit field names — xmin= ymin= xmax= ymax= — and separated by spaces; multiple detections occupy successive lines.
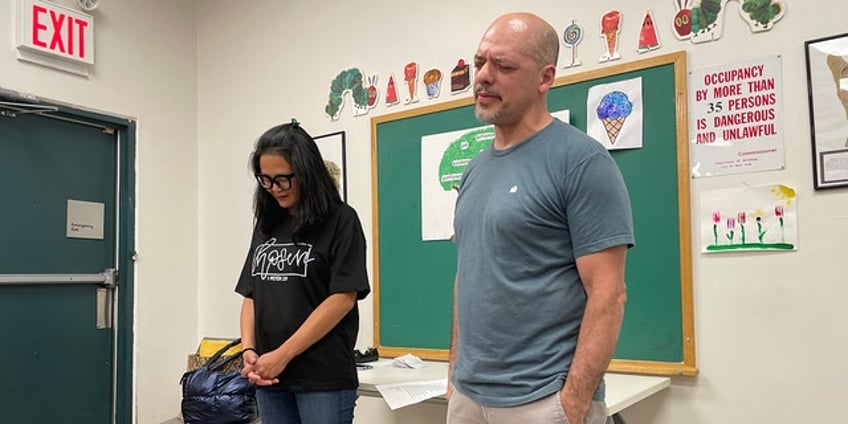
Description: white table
xmin=357 ymin=360 xmax=670 ymax=415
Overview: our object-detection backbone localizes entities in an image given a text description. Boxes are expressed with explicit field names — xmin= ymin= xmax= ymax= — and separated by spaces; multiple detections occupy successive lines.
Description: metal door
xmin=0 ymin=100 xmax=127 ymax=423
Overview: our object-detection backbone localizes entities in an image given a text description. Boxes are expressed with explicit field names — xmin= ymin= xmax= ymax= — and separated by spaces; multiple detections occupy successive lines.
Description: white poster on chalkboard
xmin=586 ymin=77 xmax=643 ymax=150
xmin=689 ymin=56 xmax=785 ymax=177
xmin=419 ymin=110 xmax=570 ymax=241
xmin=420 ymin=125 xmax=492 ymax=241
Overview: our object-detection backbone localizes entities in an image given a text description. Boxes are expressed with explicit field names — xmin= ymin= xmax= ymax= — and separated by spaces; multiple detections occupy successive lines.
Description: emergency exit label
xmin=67 ymin=199 xmax=104 ymax=240
xmin=16 ymin=0 xmax=95 ymax=66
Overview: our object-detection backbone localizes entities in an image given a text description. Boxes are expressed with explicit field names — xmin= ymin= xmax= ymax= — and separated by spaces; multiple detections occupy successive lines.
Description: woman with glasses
xmin=234 ymin=120 xmax=370 ymax=424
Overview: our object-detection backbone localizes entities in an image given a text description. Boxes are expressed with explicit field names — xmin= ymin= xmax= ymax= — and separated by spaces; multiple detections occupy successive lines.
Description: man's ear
xmin=539 ymin=64 xmax=557 ymax=93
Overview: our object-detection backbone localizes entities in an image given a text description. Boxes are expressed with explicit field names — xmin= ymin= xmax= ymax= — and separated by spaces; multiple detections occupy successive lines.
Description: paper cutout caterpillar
xmin=672 ymin=0 xmax=785 ymax=44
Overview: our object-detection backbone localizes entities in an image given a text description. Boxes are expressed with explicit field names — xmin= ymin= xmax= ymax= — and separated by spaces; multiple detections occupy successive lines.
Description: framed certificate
xmin=314 ymin=131 xmax=347 ymax=201
xmin=804 ymin=33 xmax=848 ymax=189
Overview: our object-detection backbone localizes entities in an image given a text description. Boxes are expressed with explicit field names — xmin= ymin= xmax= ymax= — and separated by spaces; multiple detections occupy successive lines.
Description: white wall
xmin=196 ymin=1 xmax=848 ymax=423
xmin=1 ymin=1 xmax=198 ymax=422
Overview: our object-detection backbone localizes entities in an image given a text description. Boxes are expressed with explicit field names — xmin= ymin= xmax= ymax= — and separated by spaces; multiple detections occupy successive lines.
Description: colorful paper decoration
xmin=385 ymin=74 xmax=399 ymax=107
xmin=597 ymin=91 xmax=633 ymax=144
xmin=562 ymin=20 xmax=584 ymax=68
xmin=673 ymin=1 xmax=694 ymax=38
xmin=366 ymin=75 xmax=379 ymax=109
xmin=599 ymin=10 xmax=622 ymax=63
xmin=324 ymin=68 xmax=369 ymax=121
xmin=403 ymin=62 xmax=419 ymax=104
xmin=637 ymin=10 xmax=661 ymax=53
xmin=450 ymin=59 xmax=471 ymax=94
xmin=422 ymin=68 xmax=443 ymax=99
xmin=672 ymin=0 xmax=786 ymax=44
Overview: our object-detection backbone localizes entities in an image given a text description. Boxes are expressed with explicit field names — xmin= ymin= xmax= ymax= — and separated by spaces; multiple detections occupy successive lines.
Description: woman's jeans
xmin=255 ymin=387 xmax=357 ymax=424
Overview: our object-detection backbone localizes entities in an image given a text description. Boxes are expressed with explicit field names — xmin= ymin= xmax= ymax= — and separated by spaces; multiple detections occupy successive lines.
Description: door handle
xmin=0 ymin=268 xmax=117 ymax=286
xmin=97 ymin=268 xmax=118 ymax=329
xmin=0 ymin=268 xmax=118 ymax=329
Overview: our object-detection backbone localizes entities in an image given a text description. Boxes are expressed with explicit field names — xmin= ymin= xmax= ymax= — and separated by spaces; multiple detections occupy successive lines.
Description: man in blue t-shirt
xmin=449 ymin=12 xmax=635 ymax=424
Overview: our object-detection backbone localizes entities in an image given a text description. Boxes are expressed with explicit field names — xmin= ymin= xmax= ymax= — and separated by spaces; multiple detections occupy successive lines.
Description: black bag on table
xmin=180 ymin=338 xmax=258 ymax=424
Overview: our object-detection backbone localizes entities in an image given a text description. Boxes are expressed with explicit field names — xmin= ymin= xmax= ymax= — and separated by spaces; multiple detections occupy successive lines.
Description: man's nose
xmin=475 ymin=63 xmax=492 ymax=85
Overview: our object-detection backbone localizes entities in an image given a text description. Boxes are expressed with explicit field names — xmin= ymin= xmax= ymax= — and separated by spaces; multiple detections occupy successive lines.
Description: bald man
xmin=450 ymin=13 xmax=634 ymax=424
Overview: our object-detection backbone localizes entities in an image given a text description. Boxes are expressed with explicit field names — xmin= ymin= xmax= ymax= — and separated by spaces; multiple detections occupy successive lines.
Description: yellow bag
xmin=186 ymin=337 xmax=242 ymax=373
xmin=197 ymin=337 xmax=242 ymax=357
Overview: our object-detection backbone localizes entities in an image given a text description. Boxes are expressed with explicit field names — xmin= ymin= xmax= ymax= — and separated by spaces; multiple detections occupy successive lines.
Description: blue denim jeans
xmin=255 ymin=387 xmax=357 ymax=424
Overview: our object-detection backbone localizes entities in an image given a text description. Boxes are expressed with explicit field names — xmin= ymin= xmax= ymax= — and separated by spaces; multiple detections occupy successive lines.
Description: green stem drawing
xmin=757 ymin=222 xmax=766 ymax=243
xmin=725 ymin=230 xmax=734 ymax=245
xmin=740 ymin=224 xmax=746 ymax=244
xmin=779 ymin=217 xmax=785 ymax=242
xmin=713 ymin=224 xmax=718 ymax=245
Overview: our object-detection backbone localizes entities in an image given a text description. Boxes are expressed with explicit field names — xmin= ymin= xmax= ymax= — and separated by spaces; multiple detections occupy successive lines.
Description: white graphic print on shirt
xmin=251 ymin=238 xmax=314 ymax=281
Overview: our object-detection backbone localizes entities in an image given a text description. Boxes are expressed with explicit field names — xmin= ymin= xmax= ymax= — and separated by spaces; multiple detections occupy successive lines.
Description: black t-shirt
xmin=235 ymin=203 xmax=370 ymax=391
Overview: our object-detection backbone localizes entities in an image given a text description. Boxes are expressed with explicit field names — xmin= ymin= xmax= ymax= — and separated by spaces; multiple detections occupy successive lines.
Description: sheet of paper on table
xmin=391 ymin=353 xmax=425 ymax=369
xmin=374 ymin=378 xmax=447 ymax=410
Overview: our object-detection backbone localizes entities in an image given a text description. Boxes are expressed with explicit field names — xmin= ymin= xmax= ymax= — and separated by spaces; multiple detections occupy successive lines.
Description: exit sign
xmin=16 ymin=0 xmax=95 ymax=74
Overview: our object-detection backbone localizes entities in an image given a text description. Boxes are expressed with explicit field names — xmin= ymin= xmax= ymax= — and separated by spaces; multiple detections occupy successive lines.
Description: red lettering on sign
xmin=67 ymin=14 xmax=74 ymax=56
xmin=27 ymin=3 xmax=91 ymax=60
xmin=32 ymin=5 xmax=48 ymax=48
xmin=76 ymin=19 xmax=88 ymax=59
xmin=49 ymin=10 xmax=66 ymax=53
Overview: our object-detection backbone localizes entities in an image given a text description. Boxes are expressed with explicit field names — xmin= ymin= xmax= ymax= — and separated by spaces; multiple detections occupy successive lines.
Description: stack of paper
xmin=391 ymin=353 xmax=425 ymax=369
xmin=374 ymin=379 xmax=447 ymax=410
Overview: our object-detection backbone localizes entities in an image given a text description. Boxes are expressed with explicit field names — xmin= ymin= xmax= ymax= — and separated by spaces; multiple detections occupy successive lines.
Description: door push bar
xmin=0 ymin=268 xmax=118 ymax=329
xmin=0 ymin=268 xmax=117 ymax=287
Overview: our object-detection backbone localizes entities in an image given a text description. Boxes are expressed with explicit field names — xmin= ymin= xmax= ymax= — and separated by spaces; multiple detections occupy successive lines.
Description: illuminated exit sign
xmin=16 ymin=0 xmax=95 ymax=75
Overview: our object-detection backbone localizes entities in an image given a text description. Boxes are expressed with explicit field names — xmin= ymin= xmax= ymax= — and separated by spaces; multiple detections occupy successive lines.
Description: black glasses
xmin=255 ymin=173 xmax=296 ymax=190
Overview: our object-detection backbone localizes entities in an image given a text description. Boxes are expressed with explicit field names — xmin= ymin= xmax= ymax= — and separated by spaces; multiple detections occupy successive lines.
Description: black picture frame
xmin=314 ymin=131 xmax=348 ymax=202
xmin=804 ymin=33 xmax=848 ymax=190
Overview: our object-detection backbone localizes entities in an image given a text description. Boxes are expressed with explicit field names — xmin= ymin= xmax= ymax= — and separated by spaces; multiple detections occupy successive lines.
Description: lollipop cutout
xmin=562 ymin=20 xmax=583 ymax=68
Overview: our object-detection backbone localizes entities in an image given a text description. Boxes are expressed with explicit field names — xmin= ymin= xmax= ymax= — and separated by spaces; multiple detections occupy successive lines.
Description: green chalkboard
xmin=371 ymin=52 xmax=696 ymax=376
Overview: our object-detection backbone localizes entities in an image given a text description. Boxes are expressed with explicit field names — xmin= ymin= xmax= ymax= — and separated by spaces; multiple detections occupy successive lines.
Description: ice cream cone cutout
xmin=599 ymin=10 xmax=622 ymax=63
xmin=403 ymin=62 xmax=419 ymax=104
xmin=597 ymin=91 xmax=633 ymax=144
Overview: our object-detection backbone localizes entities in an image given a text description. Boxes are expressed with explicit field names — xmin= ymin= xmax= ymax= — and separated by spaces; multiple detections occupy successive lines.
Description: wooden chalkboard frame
xmin=371 ymin=51 xmax=696 ymax=376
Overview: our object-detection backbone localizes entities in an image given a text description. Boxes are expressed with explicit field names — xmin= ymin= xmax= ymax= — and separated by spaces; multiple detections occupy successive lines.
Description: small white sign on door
xmin=66 ymin=199 xmax=104 ymax=240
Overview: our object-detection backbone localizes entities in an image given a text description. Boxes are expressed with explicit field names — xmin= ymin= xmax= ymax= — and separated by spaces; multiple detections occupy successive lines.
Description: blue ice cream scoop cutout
xmin=597 ymin=91 xmax=633 ymax=119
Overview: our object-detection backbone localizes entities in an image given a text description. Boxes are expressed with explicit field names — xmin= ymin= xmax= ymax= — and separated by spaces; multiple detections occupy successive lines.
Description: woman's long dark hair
xmin=250 ymin=120 xmax=342 ymax=237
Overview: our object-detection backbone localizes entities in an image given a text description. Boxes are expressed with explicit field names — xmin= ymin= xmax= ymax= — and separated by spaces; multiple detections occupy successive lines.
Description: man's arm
xmin=447 ymin=278 xmax=458 ymax=400
xmin=561 ymin=244 xmax=628 ymax=423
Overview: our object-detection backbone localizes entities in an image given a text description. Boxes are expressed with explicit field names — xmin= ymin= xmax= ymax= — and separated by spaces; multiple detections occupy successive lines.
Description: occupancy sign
xmin=689 ymin=56 xmax=784 ymax=177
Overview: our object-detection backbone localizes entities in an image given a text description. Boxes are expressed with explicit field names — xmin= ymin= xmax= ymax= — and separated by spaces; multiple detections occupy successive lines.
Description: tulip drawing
xmin=737 ymin=211 xmax=747 ymax=244
xmin=752 ymin=209 xmax=767 ymax=243
xmin=712 ymin=211 xmax=721 ymax=245
xmin=726 ymin=217 xmax=736 ymax=244
xmin=775 ymin=205 xmax=785 ymax=242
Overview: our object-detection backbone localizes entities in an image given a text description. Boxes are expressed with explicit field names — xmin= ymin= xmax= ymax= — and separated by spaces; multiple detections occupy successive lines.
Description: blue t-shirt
xmin=452 ymin=119 xmax=634 ymax=407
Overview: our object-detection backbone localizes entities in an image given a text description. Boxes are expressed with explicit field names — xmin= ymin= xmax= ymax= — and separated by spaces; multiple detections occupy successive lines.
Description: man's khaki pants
xmin=447 ymin=389 xmax=611 ymax=424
